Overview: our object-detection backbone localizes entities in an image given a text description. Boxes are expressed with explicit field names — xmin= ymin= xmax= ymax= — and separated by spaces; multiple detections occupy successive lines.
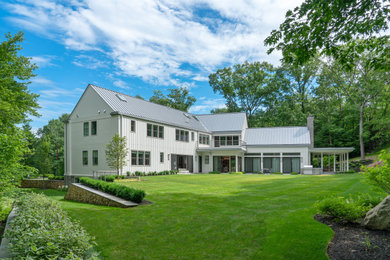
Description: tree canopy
xmin=0 ymin=32 xmax=40 ymax=189
xmin=209 ymin=61 xmax=283 ymax=126
xmin=149 ymin=87 xmax=196 ymax=112
xmin=264 ymin=0 xmax=390 ymax=69
xmin=105 ymin=134 xmax=128 ymax=175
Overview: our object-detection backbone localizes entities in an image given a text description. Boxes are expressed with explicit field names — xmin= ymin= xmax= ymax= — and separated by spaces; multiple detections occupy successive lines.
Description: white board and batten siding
xmin=65 ymin=86 xmax=119 ymax=177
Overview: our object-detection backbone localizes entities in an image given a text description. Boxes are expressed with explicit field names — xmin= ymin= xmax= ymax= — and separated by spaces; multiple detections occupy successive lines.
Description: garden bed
xmin=315 ymin=214 xmax=390 ymax=260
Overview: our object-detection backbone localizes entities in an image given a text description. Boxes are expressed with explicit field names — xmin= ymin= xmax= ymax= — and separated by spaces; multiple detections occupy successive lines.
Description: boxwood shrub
xmin=79 ymin=177 xmax=145 ymax=203
xmin=99 ymin=175 xmax=116 ymax=182
xmin=208 ymin=171 xmax=221 ymax=174
xmin=229 ymin=172 xmax=244 ymax=175
xmin=5 ymin=193 xmax=97 ymax=259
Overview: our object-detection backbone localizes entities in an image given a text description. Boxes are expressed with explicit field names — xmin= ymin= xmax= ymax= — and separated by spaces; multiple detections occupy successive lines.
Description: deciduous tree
xmin=105 ymin=134 xmax=128 ymax=175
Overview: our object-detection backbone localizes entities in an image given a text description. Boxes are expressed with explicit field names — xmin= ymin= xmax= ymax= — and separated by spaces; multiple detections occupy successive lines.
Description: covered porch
xmin=196 ymin=147 xmax=245 ymax=173
xmin=309 ymin=147 xmax=354 ymax=174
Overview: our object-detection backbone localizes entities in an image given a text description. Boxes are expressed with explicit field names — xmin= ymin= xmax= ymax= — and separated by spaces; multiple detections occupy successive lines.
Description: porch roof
xmin=310 ymin=147 xmax=354 ymax=154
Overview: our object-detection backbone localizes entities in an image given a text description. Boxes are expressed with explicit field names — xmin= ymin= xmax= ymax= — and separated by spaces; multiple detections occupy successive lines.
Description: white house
xmin=64 ymin=84 xmax=353 ymax=183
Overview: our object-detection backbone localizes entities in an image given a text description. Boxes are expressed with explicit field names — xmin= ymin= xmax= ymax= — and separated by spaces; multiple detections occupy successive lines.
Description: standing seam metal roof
xmin=196 ymin=113 xmax=246 ymax=132
xmin=244 ymin=127 xmax=310 ymax=145
xmin=90 ymin=84 xmax=211 ymax=132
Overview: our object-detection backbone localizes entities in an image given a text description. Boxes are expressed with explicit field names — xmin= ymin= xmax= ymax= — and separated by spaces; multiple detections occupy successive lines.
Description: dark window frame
xmin=92 ymin=150 xmax=98 ymax=165
xmin=176 ymin=129 xmax=189 ymax=142
xmin=160 ymin=152 xmax=164 ymax=163
xmin=83 ymin=122 xmax=89 ymax=136
xmin=82 ymin=150 xmax=88 ymax=165
xmin=91 ymin=121 xmax=97 ymax=135
xmin=131 ymin=120 xmax=136 ymax=132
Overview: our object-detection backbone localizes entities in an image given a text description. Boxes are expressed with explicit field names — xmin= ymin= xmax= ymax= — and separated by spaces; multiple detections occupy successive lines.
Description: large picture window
xmin=263 ymin=157 xmax=280 ymax=173
xmin=131 ymin=150 xmax=151 ymax=166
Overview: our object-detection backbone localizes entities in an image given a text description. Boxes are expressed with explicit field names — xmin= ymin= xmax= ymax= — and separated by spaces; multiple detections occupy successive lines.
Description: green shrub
xmin=257 ymin=171 xmax=263 ymax=174
xmin=99 ymin=175 xmax=116 ymax=182
xmin=5 ymin=193 xmax=97 ymax=259
xmin=290 ymin=172 xmax=300 ymax=175
xmin=229 ymin=172 xmax=244 ymax=175
xmin=272 ymin=172 xmax=283 ymax=174
xmin=208 ymin=171 xmax=221 ymax=174
xmin=126 ymin=171 xmax=130 ymax=176
xmin=79 ymin=177 xmax=145 ymax=203
xmin=315 ymin=194 xmax=382 ymax=222
xmin=170 ymin=170 xmax=178 ymax=174
xmin=363 ymin=150 xmax=390 ymax=194
xmin=0 ymin=197 xmax=13 ymax=222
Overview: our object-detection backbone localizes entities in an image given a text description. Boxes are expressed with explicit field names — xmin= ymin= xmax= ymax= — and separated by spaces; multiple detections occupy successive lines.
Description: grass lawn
xmin=38 ymin=174 xmax=382 ymax=260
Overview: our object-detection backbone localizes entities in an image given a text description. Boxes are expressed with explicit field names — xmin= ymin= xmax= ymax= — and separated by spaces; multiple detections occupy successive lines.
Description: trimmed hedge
xmin=99 ymin=175 xmax=116 ymax=182
xmin=208 ymin=171 xmax=221 ymax=174
xmin=79 ymin=177 xmax=145 ymax=203
xmin=229 ymin=172 xmax=244 ymax=175
xmin=5 ymin=193 xmax=96 ymax=259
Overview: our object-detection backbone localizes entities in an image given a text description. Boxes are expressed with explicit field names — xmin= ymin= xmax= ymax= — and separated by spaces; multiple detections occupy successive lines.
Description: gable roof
xmin=196 ymin=112 xmax=247 ymax=132
xmin=244 ymin=127 xmax=310 ymax=146
xmin=89 ymin=84 xmax=209 ymax=132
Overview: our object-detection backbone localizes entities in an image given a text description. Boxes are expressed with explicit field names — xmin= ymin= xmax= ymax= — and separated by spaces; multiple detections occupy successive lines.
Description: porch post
xmin=235 ymin=155 xmax=238 ymax=172
xmin=280 ymin=153 xmax=283 ymax=173
xmin=333 ymin=153 xmax=336 ymax=173
xmin=261 ymin=156 xmax=264 ymax=172
xmin=321 ymin=152 xmax=323 ymax=170
xmin=347 ymin=153 xmax=349 ymax=171
xmin=241 ymin=154 xmax=244 ymax=172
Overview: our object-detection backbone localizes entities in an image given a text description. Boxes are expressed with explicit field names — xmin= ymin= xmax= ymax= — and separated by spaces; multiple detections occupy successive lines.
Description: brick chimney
xmin=307 ymin=115 xmax=314 ymax=148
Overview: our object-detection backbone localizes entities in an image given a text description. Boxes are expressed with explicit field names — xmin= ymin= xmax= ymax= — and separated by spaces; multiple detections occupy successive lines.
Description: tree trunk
xmin=359 ymin=105 xmax=365 ymax=160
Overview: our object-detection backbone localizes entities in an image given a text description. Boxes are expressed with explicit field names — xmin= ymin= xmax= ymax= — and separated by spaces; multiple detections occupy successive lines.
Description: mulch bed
xmin=315 ymin=214 xmax=390 ymax=260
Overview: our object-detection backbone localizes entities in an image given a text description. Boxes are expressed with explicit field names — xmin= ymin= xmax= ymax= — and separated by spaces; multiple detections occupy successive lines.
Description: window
xmin=147 ymin=123 xmax=164 ymax=139
xmin=191 ymin=132 xmax=194 ymax=141
xmin=82 ymin=151 xmax=88 ymax=165
xmin=131 ymin=151 xmax=137 ymax=165
xmin=91 ymin=121 xmax=97 ymax=135
xmin=153 ymin=125 xmax=158 ymax=137
xmin=147 ymin=124 xmax=152 ymax=137
xmin=220 ymin=136 xmax=226 ymax=146
xmin=233 ymin=136 xmax=239 ymax=145
xmin=213 ymin=135 xmax=240 ymax=146
xmin=199 ymin=134 xmax=210 ymax=145
xmin=176 ymin=129 xmax=189 ymax=142
xmin=159 ymin=126 xmax=164 ymax=138
xmin=83 ymin=122 xmax=89 ymax=136
xmin=205 ymin=155 xmax=209 ymax=164
xmin=132 ymin=150 xmax=151 ymax=166
xmin=145 ymin=152 xmax=150 ymax=166
xmin=131 ymin=120 xmax=136 ymax=132
xmin=160 ymin=152 xmax=164 ymax=163
xmin=138 ymin=151 xmax=144 ymax=165
xmin=92 ymin=150 xmax=98 ymax=165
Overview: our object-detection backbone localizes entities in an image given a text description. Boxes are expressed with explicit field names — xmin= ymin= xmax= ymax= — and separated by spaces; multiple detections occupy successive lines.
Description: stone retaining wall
xmin=21 ymin=179 xmax=65 ymax=189
xmin=64 ymin=184 xmax=137 ymax=208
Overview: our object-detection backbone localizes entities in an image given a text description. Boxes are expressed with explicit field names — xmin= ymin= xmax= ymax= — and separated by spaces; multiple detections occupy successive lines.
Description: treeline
xmin=208 ymin=55 xmax=390 ymax=158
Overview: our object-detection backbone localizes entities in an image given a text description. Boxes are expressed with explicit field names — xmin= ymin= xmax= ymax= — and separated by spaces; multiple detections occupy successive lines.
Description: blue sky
xmin=0 ymin=0 xmax=302 ymax=131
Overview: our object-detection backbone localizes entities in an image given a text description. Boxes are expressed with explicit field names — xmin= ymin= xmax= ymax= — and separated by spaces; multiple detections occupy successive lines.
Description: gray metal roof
xmin=196 ymin=113 xmax=246 ymax=132
xmin=244 ymin=127 xmax=310 ymax=146
xmin=90 ymin=84 xmax=209 ymax=132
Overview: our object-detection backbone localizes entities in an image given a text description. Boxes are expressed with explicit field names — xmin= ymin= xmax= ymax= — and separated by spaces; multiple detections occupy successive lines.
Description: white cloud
xmin=189 ymin=97 xmax=226 ymax=113
xmin=31 ymin=55 xmax=56 ymax=68
xmin=73 ymin=54 xmax=108 ymax=70
xmin=113 ymin=79 xmax=130 ymax=90
xmin=6 ymin=0 xmax=303 ymax=84
xmin=39 ymin=87 xmax=84 ymax=98
xmin=31 ymin=76 xmax=55 ymax=85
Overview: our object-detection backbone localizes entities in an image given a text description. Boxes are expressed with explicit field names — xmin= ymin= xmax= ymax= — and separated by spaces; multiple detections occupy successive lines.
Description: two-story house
xmin=64 ymin=84 xmax=353 ymax=183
